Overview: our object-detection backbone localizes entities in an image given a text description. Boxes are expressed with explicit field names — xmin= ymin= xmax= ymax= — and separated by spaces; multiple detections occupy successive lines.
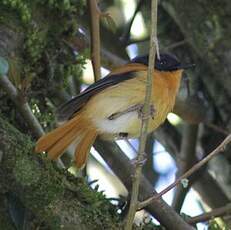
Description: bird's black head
xmin=131 ymin=53 xmax=194 ymax=71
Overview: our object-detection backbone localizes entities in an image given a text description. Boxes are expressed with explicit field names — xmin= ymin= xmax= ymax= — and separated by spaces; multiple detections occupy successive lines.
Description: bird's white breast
xmin=93 ymin=110 xmax=140 ymax=138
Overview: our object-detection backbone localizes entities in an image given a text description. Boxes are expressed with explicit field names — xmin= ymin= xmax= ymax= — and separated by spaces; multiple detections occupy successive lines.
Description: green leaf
xmin=0 ymin=56 xmax=9 ymax=76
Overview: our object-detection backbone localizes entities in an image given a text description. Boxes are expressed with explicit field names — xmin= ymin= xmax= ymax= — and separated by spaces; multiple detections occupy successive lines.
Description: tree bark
xmin=0 ymin=115 xmax=122 ymax=229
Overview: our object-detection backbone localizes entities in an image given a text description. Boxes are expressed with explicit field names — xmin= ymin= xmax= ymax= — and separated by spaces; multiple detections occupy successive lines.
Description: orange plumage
xmin=35 ymin=53 xmax=192 ymax=168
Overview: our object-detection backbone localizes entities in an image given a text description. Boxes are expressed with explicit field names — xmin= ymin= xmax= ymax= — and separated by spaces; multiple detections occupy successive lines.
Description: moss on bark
xmin=0 ymin=114 xmax=122 ymax=229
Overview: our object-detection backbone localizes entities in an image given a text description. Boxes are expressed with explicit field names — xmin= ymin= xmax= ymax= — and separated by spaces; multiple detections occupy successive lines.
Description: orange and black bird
xmin=35 ymin=53 xmax=193 ymax=168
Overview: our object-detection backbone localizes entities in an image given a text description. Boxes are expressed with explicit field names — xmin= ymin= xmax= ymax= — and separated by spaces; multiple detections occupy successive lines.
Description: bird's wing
xmin=56 ymin=64 xmax=148 ymax=121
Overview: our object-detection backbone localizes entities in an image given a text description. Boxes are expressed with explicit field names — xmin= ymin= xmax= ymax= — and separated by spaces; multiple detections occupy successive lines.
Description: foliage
xmin=1 ymin=0 xmax=86 ymax=94
xmin=0 ymin=0 xmax=87 ymax=130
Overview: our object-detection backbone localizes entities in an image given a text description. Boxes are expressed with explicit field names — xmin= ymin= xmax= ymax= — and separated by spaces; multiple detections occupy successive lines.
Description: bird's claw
xmin=138 ymin=104 xmax=155 ymax=120
xmin=108 ymin=104 xmax=155 ymax=121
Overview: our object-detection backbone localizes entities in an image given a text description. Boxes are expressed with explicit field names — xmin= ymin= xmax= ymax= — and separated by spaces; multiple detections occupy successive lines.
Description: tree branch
xmin=124 ymin=0 xmax=158 ymax=228
xmin=0 ymin=116 xmax=122 ymax=229
xmin=94 ymin=139 xmax=194 ymax=229
xmin=0 ymin=75 xmax=44 ymax=138
xmin=187 ymin=204 xmax=231 ymax=224
xmin=0 ymin=74 xmax=65 ymax=168
xmin=139 ymin=134 xmax=231 ymax=209
xmin=155 ymin=122 xmax=230 ymax=209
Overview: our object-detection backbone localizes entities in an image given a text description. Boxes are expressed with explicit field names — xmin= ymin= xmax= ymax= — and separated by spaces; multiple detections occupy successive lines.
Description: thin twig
xmin=124 ymin=1 xmax=158 ymax=229
xmin=88 ymin=0 xmax=101 ymax=81
xmin=187 ymin=204 xmax=231 ymax=224
xmin=0 ymin=75 xmax=44 ymax=138
xmin=124 ymin=137 xmax=162 ymax=185
xmin=138 ymin=134 xmax=231 ymax=209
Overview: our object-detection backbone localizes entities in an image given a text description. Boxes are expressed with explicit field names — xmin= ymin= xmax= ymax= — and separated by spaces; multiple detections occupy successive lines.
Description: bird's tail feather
xmin=75 ymin=129 xmax=97 ymax=168
xmin=35 ymin=115 xmax=81 ymax=154
xmin=35 ymin=115 xmax=97 ymax=167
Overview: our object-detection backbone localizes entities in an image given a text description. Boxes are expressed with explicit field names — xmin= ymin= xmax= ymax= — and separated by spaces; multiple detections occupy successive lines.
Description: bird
xmin=35 ymin=53 xmax=194 ymax=168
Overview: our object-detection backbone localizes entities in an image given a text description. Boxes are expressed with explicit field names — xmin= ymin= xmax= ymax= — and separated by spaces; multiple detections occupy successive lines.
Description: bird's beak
xmin=180 ymin=63 xmax=196 ymax=70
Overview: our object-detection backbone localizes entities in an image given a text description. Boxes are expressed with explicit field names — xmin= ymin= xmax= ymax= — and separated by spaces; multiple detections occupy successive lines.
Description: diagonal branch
xmin=0 ymin=74 xmax=44 ymax=138
xmin=138 ymin=134 xmax=231 ymax=209
xmin=187 ymin=203 xmax=231 ymax=224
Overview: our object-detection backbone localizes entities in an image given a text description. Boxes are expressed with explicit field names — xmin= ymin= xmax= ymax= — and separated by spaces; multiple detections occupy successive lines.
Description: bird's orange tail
xmin=35 ymin=114 xmax=97 ymax=168
xmin=75 ymin=129 xmax=97 ymax=168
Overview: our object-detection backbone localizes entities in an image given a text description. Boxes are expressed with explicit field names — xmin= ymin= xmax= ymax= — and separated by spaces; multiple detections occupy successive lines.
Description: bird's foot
xmin=138 ymin=104 xmax=155 ymax=120
xmin=108 ymin=104 xmax=155 ymax=121
xmin=108 ymin=104 xmax=146 ymax=120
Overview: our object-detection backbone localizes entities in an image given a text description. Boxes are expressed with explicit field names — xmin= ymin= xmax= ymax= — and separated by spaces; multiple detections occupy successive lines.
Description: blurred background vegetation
xmin=0 ymin=0 xmax=231 ymax=229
